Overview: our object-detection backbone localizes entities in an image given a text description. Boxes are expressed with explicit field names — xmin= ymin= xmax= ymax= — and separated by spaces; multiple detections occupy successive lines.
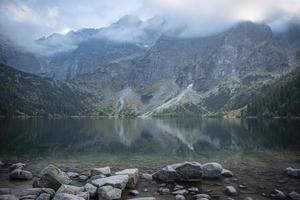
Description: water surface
xmin=0 ymin=117 xmax=299 ymax=169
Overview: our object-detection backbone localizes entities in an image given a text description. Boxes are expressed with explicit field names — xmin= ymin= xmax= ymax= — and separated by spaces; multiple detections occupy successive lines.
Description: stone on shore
xmin=286 ymin=167 xmax=300 ymax=178
xmin=272 ymin=189 xmax=286 ymax=199
xmin=33 ymin=165 xmax=71 ymax=190
xmin=129 ymin=190 xmax=139 ymax=196
xmin=53 ymin=193 xmax=85 ymax=200
xmin=9 ymin=163 xmax=25 ymax=171
xmin=91 ymin=175 xmax=129 ymax=190
xmin=115 ymin=168 xmax=139 ymax=189
xmin=225 ymin=186 xmax=238 ymax=196
xmin=9 ymin=169 xmax=32 ymax=180
xmin=175 ymin=194 xmax=185 ymax=200
xmin=77 ymin=192 xmax=89 ymax=200
xmin=127 ymin=198 xmax=156 ymax=200
xmin=84 ymin=183 xmax=97 ymax=198
xmin=97 ymin=186 xmax=121 ymax=200
xmin=78 ymin=175 xmax=88 ymax=182
xmin=0 ymin=189 xmax=11 ymax=195
xmin=221 ymin=169 xmax=234 ymax=177
xmin=174 ymin=185 xmax=184 ymax=191
xmin=152 ymin=162 xmax=202 ymax=182
xmin=56 ymin=185 xmax=84 ymax=195
xmin=0 ymin=195 xmax=18 ymax=200
xmin=172 ymin=189 xmax=188 ymax=195
xmin=36 ymin=193 xmax=51 ymax=200
xmin=67 ymin=172 xmax=79 ymax=179
xmin=20 ymin=194 xmax=38 ymax=199
xmin=19 ymin=188 xmax=55 ymax=197
xmin=194 ymin=194 xmax=211 ymax=199
xmin=289 ymin=191 xmax=300 ymax=200
xmin=142 ymin=173 xmax=152 ymax=180
xmin=202 ymin=162 xmax=223 ymax=179
xmin=91 ymin=167 xmax=111 ymax=177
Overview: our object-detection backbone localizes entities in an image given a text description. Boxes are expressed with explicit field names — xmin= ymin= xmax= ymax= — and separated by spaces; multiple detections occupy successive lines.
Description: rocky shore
xmin=0 ymin=161 xmax=299 ymax=200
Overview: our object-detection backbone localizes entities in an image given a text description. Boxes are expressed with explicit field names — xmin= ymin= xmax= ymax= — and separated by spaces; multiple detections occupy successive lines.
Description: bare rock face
xmin=152 ymin=162 xmax=202 ymax=182
xmin=33 ymin=165 xmax=71 ymax=190
xmin=97 ymin=186 xmax=122 ymax=200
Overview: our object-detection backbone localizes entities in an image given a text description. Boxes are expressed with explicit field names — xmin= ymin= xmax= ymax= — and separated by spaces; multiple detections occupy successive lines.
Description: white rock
xmin=141 ymin=173 xmax=152 ymax=180
xmin=172 ymin=189 xmax=188 ymax=195
xmin=188 ymin=187 xmax=199 ymax=193
xmin=78 ymin=175 xmax=88 ymax=182
xmin=129 ymin=190 xmax=139 ymax=196
xmin=194 ymin=194 xmax=211 ymax=199
xmin=97 ymin=186 xmax=121 ymax=200
xmin=91 ymin=167 xmax=111 ymax=176
xmin=115 ymin=168 xmax=139 ymax=189
xmin=91 ymin=175 xmax=129 ymax=190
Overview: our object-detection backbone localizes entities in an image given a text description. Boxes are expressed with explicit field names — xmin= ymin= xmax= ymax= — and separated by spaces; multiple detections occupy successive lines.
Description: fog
xmin=0 ymin=0 xmax=300 ymax=54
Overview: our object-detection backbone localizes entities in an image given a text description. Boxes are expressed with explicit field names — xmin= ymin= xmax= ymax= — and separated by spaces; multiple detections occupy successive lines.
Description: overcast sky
xmin=1 ymin=0 xmax=300 ymax=43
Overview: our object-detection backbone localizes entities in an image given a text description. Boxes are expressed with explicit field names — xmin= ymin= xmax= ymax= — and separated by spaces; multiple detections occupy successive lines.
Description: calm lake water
xmin=0 ymin=118 xmax=299 ymax=169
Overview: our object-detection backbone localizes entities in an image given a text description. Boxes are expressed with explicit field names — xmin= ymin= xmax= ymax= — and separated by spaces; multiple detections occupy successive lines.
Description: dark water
xmin=0 ymin=118 xmax=299 ymax=168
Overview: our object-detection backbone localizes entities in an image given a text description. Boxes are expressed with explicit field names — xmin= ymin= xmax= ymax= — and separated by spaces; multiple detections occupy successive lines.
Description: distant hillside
xmin=246 ymin=67 xmax=300 ymax=117
xmin=0 ymin=64 xmax=98 ymax=117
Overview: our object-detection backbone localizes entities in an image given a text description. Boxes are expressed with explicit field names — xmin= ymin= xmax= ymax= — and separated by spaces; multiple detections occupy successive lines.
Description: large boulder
xmin=91 ymin=167 xmax=111 ymax=177
xmin=202 ymin=162 xmax=223 ymax=179
xmin=97 ymin=186 xmax=121 ymax=200
xmin=152 ymin=162 xmax=202 ymax=182
xmin=91 ymin=175 xmax=129 ymax=190
xmin=33 ymin=165 xmax=71 ymax=190
xmin=115 ymin=168 xmax=139 ymax=189
xmin=9 ymin=169 xmax=32 ymax=180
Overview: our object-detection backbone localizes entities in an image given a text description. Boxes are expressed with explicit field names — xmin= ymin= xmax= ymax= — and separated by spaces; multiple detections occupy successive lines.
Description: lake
xmin=0 ymin=117 xmax=299 ymax=171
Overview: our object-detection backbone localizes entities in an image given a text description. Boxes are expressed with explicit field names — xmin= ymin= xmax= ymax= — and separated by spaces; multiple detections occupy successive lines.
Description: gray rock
xmin=221 ymin=169 xmax=234 ymax=177
xmin=91 ymin=175 xmax=129 ymax=190
xmin=174 ymin=185 xmax=184 ymax=191
xmin=78 ymin=175 xmax=88 ymax=182
xmin=115 ymin=168 xmax=139 ymax=189
xmin=0 ymin=195 xmax=18 ymax=200
xmin=141 ymin=173 xmax=152 ymax=180
xmin=84 ymin=183 xmax=97 ymax=198
xmin=158 ymin=187 xmax=170 ymax=194
xmin=88 ymin=175 xmax=106 ymax=183
xmin=188 ymin=187 xmax=199 ymax=193
xmin=0 ymin=161 xmax=4 ymax=167
xmin=244 ymin=197 xmax=253 ymax=200
xmin=225 ymin=186 xmax=238 ymax=196
xmin=9 ymin=163 xmax=25 ymax=171
xmin=53 ymin=193 xmax=85 ymax=200
xmin=272 ymin=189 xmax=286 ymax=199
xmin=289 ymin=192 xmax=300 ymax=200
xmin=91 ymin=167 xmax=111 ymax=177
xmin=202 ymin=162 xmax=223 ymax=179
xmin=0 ymin=189 xmax=11 ymax=195
xmin=286 ymin=167 xmax=300 ymax=178
xmin=175 ymin=194 xmax=185 ymax=200
xmin=129 ymin=190 xmax=139 ymax=196
xmin=127 ymin=198 xmax=156 ymax=200
xmin=97 ymin=186 xmax=121 ymax=200
xmin=9 ymin=169 xmax=32 ymax=180
xmin=194 ymin=194 xmax=211 ymax=199
xmin=152 ymin=162 xmax=202 ymax=182
xmin=33 ymin=165 xmax=71 ymax=190
xmin=19 ymin=195 xmax=37 ymax=200
xmin=57 ymin=185 xmax=84 ymax=195
xmin=172 ymin=189 xmax=188 ymax=195
xmin=67 ymin=172 xmax=79 ymax=179
xmin=20 ymin=188 xmax=55 ymax=197
xmin=36 ymin=193 xmax=51 ymax=200
xmin=77 ymin=192 xmax=89 ymax=200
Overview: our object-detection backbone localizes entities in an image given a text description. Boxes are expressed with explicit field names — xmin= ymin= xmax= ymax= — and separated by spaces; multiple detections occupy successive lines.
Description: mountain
xmin=0 ymin=64 xmax=98 ymax=117
xmin=1 ymin=17 xmax=300 ymax=117
xmin=246 ymin=66 xmax=300 ymax=117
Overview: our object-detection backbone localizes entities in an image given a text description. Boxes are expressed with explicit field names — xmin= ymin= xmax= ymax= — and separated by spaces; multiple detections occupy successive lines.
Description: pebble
xmin=225 ymin=186 xmax=238 ymax=196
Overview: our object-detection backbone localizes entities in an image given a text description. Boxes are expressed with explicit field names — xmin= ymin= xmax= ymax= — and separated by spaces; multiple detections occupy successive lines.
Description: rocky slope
xmin=0 ymin=64 xmax=98 ymax=117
